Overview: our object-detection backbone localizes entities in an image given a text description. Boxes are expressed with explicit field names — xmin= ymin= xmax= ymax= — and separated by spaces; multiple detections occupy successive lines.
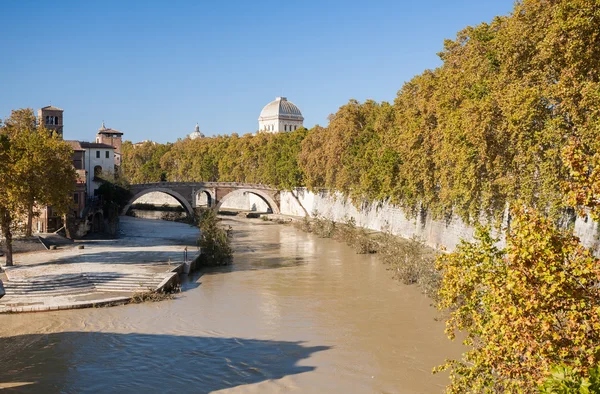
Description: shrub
xmin=312 ymin=216 xmax=336 ymax=238
xmin=197 ymin=209 xmax=233 ymax=266
xmin=297 ymin=216 xmax=312 ymax=232
xmin=379 ymin=234 xmax=439 ymax=298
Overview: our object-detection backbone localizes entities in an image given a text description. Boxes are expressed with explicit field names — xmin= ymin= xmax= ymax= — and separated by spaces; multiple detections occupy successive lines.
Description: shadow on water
xmin=0 ymin=332 xmax=329 ymax=393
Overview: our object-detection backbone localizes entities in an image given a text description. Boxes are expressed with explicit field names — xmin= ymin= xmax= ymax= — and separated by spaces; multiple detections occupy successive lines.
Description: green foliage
xmin=539 ymin=365 xmax=600 ymax=394
xmin=563 ymin=138 xmax=600 ymax=222
xmin=95 ymin=175 xmax=132 ymax=213
xmin=436 ymin=206 xmax=600 ymax=392
xmin=0 ymin=109 xmax=76 ymax=265
xmin=197 ymin=209 xmax=233 ymax=266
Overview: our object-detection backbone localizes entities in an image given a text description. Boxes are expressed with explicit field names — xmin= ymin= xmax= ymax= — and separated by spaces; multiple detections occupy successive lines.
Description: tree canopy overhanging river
xmin=0 ymin=216 xmax=463 ymax=393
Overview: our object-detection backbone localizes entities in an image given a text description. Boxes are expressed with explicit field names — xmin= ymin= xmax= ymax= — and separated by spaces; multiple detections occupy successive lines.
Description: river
xmin=0 ymin=217 xmax=463 ymax=393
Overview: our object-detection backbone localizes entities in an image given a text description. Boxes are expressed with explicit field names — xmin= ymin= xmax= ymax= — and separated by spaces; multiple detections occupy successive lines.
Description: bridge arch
xmin=122 ymin=187 xmax=194 ymax=216
xmin=194 ymin=188 xmax=215 ymax=208
xmin=215 ymin=188 xmax=280 ymax=214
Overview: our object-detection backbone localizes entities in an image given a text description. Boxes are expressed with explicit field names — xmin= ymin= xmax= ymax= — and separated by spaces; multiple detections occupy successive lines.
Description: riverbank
xmin=0 ymin=217 xmax=200 ymax=313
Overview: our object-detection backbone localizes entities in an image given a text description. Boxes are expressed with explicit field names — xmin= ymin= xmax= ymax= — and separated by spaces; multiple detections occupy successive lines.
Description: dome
xmin=189 ymin=123 xmax=204 ymax=139
xmin=258 ymin=97 xmax=304 ymax=122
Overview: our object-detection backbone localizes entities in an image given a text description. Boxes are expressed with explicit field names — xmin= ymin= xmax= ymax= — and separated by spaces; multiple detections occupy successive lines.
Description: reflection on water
xmin=0 ymin=217 xmax=463 ymax=393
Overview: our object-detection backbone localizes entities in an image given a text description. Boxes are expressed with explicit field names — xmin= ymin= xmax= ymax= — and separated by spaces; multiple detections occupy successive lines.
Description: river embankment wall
xmin=279 ymin=188 xmax=600 ymax=254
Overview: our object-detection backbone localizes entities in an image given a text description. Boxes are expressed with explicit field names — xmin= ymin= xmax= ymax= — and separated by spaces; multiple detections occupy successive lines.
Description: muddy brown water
xmin=0 ymin=217 xmax=463 ymax=393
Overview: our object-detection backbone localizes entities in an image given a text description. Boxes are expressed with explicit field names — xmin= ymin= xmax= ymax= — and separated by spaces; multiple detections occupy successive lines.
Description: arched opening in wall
xmin=217 ymin=190 xmax=274 ymax=214
xmin=94 ymin=165 xmax=102 ymax=180
xmin=195 ymin=191 xmax=212 ymax=208
xmin=124 ymin=190 xmax=188 ymax=221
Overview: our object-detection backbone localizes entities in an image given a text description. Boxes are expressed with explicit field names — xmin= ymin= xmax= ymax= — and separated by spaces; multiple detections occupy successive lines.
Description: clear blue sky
xmin=0 ymin=0 xmax=514 ymax=143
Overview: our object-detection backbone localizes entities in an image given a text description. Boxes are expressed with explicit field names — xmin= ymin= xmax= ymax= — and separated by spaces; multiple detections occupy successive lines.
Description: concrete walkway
xmin=0 ymin=216 xmax=200 ymax=313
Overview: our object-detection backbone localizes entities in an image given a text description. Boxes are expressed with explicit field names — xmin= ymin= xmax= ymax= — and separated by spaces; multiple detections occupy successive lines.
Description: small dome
xmin=189 ymin=123 xmax=204 ymax=139
xmin=258 ymin=97 xmax=304 ymax=121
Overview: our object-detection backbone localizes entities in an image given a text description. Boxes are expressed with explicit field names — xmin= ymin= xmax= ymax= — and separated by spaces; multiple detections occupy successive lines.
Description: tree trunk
xmin=25 ymin=201 xmax=34 ymax=237
xmin=0 ymin=208 xmax=13 ymax=267
xmin=64 ymin=214 xmax=72 ymax=239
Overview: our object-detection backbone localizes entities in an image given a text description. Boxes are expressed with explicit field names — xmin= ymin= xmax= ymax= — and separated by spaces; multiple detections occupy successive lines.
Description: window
xmin=96 ymin=150 xmax=100 ymax=158
xmin=45 ymin=116 xmax=50 ymax=125
xmin=54 ymin=116 xmax=59 ymax=125
xmin=94 ymin=165 xmax=102 ymax=178
xmin=284 ymin=125 xmax=287 ymax=131
xmin=73 ymin=193 xmax=79 ymax=204
xmin=105 ymin=151 xmax=109 ymax=159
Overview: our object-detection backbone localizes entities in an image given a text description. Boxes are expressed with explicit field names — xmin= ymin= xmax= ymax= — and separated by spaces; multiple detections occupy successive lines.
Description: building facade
xmin=95 ymin=122 xmax=123 ymax=166
xmin=258 ymin=97 xmax=304 ymax=133
xmin=79 ymin=142 xmax=115 ymax=197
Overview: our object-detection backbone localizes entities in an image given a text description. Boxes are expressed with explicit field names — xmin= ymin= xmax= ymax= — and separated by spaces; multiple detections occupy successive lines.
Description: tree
xmin=436 ymin=206 xmax=600 ymax=392
xmin=563 ymin=138 xmax=600 ymax=221
xmin=196 ymin=208 xmax=232 ymax=266
xmin=0 ymin=109 xmax=76 ymax=266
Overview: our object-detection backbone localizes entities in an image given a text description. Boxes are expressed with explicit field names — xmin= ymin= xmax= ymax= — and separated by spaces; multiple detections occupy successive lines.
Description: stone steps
xmin=5 ymin=285 xmax=96 ymax=296
xmin=2 ymin=272 xmax=170 ymax=298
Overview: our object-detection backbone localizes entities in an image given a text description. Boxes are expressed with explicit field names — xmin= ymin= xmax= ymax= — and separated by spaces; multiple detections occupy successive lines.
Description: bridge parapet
xmin=130 ymin=182 xmax=276 ymax=191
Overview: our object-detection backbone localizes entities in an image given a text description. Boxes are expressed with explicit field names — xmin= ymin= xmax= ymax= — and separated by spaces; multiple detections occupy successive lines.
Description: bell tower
xmin=37 ymin=106 xmax=64 ymax=138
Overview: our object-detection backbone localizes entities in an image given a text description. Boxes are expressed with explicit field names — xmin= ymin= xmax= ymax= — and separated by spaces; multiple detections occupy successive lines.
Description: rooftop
xmin=258 ymin=97 xmax=304 ymax=121
xmin=98 ymin=121 xmax=123 ymax=135
xmin=79 ymin=142 xmax=115 ymax=149
xmin=40 ymin=105 xmax=64 ymax=111
xmin=65 ymin=140 xmax=85 ymax=151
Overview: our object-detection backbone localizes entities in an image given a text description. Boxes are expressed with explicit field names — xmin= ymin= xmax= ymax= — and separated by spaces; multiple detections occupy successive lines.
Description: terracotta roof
xmin=97 ymin=128 xmax=123 ymax=135
xmin=40 ymin=105 xmax=64 ymax=111
xmin=79 ymin=142 xmax=115 ymax=149
xmin=65 ymin=140 xmax=84 ymax=151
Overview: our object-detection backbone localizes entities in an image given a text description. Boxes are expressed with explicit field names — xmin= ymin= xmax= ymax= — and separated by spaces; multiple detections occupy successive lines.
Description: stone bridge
xmin=122 ymin=182 xmax=281 ymax=216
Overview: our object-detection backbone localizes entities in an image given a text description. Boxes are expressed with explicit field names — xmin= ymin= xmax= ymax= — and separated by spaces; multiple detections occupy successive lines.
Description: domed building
xmin=258 ymin=97 xmax=304 ymax=133
xmin=189 ymin=123 xmax=205 ymax=139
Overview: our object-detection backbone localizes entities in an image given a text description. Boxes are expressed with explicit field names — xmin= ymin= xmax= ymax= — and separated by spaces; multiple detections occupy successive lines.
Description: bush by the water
xmin=311 ymin=216 xmax=336 ymax=238
xmin=378 ymin=233 xmax=439 ymax=299
xmin=197 ymin=209 xmax=233 ymax=266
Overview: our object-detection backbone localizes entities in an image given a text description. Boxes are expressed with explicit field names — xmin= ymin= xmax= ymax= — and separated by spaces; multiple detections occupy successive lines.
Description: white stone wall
xmin=135 ymin=192 xmax=181 ymax=206
xmin=280 ymin=188 xmax=600 ymax=255
xmin=220 ymin=190 xmax=270 ymax=212
xmin=574 ymin=211 xmax=600 ymax=253
xmin=259 ymin=119 xmax=303 ymax=133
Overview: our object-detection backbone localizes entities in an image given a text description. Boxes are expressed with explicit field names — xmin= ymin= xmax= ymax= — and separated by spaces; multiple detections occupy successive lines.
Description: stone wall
xmin=280 ymin=188 xmax=600 ymax=254
xmin=134 ymin=192 xmax=181 ymax=206
xmin=220 ymin=190 xmax=270 ymax=212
